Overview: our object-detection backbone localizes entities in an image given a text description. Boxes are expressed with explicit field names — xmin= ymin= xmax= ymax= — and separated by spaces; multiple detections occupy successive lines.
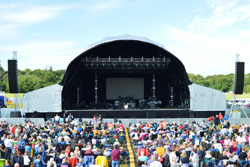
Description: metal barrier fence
xmin=47 ymin=118 xmax=250 ymax=127
xmin=0 ymin=117 xmax=248 ymax=128
xmin=0 ymin=118 xmax=45 ymax=126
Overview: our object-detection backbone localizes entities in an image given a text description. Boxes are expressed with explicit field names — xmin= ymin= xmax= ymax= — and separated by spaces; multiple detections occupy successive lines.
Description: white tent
xmin=23 ymin=84 xmax=62 ymax=113
xmin=188 ymin=83 xmax=226 ymax=111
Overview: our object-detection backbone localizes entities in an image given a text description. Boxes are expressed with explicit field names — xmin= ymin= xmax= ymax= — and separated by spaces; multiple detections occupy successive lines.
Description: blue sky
xmin=0 ymin=0 xmax=250 ymax=76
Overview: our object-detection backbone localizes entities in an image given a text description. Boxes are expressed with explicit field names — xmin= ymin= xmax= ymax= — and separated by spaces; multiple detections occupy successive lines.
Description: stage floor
xmin=65 ymin=108 xmax=191 ymax=118
xmin=25 ymin=108 xmax=224 ymax=119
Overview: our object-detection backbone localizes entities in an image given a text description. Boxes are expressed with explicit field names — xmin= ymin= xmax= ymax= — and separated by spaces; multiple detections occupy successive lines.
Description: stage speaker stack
xmin=234 ymin=62 xmax=244 ymax=94
xmin=8 ymin=60 xmax=19 ymax=93
xmin=10 ymin=111 xmax=21 ymax=117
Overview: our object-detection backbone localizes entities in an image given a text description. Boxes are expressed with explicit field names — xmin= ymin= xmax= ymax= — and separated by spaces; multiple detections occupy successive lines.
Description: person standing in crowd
xmin=17 ymin=137 xmax=26 ymax=154
xmin=169 ymin=148 xmax=177 ymax=166
xmin=3 ymin=160 xmax=11 ymax=167
xmin=14 ymin=163 xmax=20 ymax=167
xmin=150 ymin=152 xmax=162 ymax=167
xmin=238 ymin=147 xmax=247 ymax=167
xmin=93 ymin=115 xmax=97 ymax=125
xmin=11 ymin=150 xmax=23 ymax=167
xmin=4 ymin=135 xmax=12 ymax=160
xmin=67 ymin=113 xmax=74 ymax=123
xmin=171 ymin=157 xmax=180 ymax=167
xmin=61 ymin=157 xmax=71 ymax=167
xmin=180 ymin=151 xmax=189 ymax=167
xmin=111 ymin=144 xmax=121 ymax=167
xmin=10 ymin=124 xmax=16 ymax=138
xmin=33 ymin=155 xmax=45 ymax=167
xmin=98 ymin=114 xmax=102 ymax=123
xmin=54 ymin=114 xmax=60 ymax=125
xmin=191 ymin=148 xmax=199 ymax=167
xmin=15 ymin=126 xmax=20 ymax=138
xmin=224 ymin=113 xmax=229 ymax=121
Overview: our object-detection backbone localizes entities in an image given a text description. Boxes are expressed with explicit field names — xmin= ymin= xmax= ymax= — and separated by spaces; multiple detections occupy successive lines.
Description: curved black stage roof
xmin=60 ymin=35 xmax=192 ymax=111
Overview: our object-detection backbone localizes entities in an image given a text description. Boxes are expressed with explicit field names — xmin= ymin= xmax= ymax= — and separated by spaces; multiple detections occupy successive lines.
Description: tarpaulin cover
xmin=23 ymin=84 xmax=62 ymax=113
xmin=189 ymin=83 xmax=226 ymax=111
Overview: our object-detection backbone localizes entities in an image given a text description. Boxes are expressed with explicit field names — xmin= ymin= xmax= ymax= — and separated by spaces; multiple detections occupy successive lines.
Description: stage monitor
xmin=106 ymin=78 xmax=144 ymax=100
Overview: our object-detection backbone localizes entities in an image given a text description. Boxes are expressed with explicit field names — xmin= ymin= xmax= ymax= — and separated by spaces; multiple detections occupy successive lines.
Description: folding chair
xmin=120 ymin=155 xmax=128 ymax=164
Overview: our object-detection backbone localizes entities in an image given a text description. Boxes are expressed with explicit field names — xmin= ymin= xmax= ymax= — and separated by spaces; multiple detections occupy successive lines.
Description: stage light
xmin=134 ymin=63 xmax=138 ymax=68
xmin=90 ymin=63 xmax=94 ymax=68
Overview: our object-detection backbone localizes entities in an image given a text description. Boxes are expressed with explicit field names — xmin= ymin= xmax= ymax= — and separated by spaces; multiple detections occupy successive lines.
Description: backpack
xmin=163 ymin=154 xmax=170 ymax=167
xmin=212 ymin=151 xmax=220 ymax=158
xmin=143 ymin=134 xmax=149 ymax=140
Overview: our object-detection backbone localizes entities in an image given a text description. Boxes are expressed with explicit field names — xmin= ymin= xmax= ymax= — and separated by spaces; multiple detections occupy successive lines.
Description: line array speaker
xmin=234 ymin=62 xmax=244 ymax=94
xmin=8 ymin=60 xmax=19 ymax=93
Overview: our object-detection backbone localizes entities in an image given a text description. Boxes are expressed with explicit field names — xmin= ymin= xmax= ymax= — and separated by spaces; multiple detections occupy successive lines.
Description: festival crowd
xmin=0 ymin=114 xmax=127 ymax=167
xmin=131 ymin=113 xmax=250 ymax=167
xmin=0 ymin=112 xmax=249 ymax=167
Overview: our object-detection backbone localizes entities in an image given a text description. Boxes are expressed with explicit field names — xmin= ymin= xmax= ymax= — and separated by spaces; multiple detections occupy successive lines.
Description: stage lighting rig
xmin=81 ymin=56 xmax=170 ymax=72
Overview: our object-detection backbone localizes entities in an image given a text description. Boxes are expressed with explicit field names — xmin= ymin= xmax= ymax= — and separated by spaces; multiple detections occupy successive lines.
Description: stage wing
xmin=188 ymin=83 xmax=226 ymax=112
xmin=23 ymin=84 xmax=62 ymax=113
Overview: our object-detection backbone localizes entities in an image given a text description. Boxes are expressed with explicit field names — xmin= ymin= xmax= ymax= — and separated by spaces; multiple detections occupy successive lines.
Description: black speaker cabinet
xmin=10 ymin=111 xmax=21 ymax=118
xmin=234 ymin=62 xmax=244 ymax=94
xmin=8 ymin=60 xmax=19 ymax=93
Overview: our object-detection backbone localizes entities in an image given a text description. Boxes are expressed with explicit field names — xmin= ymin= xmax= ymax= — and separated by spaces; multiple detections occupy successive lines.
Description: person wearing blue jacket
xmin=17 ymin=137 xmax=26 ymax=154
xmin=33 ymin=155 xmax=45 ymax=167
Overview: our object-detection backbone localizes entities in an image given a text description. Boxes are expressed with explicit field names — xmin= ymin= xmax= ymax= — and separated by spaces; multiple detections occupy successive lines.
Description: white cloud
xmin=1 ymin=40 xmax=83 ymax=70
xmin=0 ymin=24 xmax=19 ymax=39
xmin=0 ymin=3 xmax=71 ymax=40
xmin=238 ymin=30 xmax=250 ymax=36
xmin=188 ymin=0 xmax=250 ymax=32
xmin=0 ymin=3 xmax=22 ymax=10
xmin=82 ymin=0 xmax=123 ymax=19
xmin=159 ymin=26 xmax=250 ymax=76
xmin=1 ymin=5 xmax=67 ymax=24
xmin=88 ymin=0 xmax=123 ymax=12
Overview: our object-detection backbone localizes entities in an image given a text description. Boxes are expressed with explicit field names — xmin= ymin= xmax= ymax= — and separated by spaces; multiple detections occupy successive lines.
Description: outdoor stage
xmin=23 ymin=35 xmax=226 ymax=119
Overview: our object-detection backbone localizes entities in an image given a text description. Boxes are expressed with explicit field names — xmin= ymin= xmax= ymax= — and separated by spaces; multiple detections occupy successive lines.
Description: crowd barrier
xmin=46 ymin=118 xmax=250 ymax=127
xmin=0 ymin=118 xmax=45 ymax=126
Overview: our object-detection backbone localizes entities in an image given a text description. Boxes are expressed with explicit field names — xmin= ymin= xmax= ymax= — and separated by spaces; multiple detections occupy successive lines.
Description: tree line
xmin=0 ymin=67 xmax=65 ymax=93
xmin=0 ymin=67 xmax=250 ymax=93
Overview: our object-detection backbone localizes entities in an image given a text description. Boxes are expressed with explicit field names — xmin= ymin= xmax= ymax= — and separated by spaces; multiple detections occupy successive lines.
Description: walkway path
xmin=125 ymin=128 xmax=137 ymax=167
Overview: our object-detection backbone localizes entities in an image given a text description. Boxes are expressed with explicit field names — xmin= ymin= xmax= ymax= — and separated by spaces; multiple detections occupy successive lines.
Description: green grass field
xmin=226 ymin=93 xmax=250 ymax=100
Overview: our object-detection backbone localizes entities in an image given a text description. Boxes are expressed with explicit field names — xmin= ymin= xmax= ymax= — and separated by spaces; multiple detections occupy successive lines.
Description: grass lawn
xmin=120 ymin=164 xmax=128 ymax=167
xmin=226 ymin=93 xmax=250 ymax=100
